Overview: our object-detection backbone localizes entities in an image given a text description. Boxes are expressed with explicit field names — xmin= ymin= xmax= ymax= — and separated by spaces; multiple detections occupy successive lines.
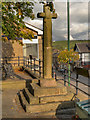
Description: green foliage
xmin=58 ymin=49 xmax=79 ymax=64
xmin=2 ymin=2 xmax=35 ymax=42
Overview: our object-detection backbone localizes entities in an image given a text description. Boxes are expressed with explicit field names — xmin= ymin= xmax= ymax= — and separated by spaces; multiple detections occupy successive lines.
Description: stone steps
xmin=16 ymin=81 xmax=77 ymax=118
xmin=28 ymin=83 xmax=67 ymax=97
xmin=17 ymin=87 xmax=76 ymax=113
xmin=16 ymin=93 xmax=76 ymax=118
xmin=26 ymin=101 xmax=62 ymax=113
xmin=23 ymin=88 xmax=39 ymax=105
xmin=40 ymin=93 xmax=73 ymax=104
xmin=26 ymin=101 xmax=76 ymax=113
xmin=30 ymin=108 xmax=76 ymax=118
xmin=18 ymin=90 xmax=29 ymax=111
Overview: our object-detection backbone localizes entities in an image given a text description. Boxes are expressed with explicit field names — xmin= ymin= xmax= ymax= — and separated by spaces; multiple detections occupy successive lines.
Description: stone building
xmin=2 ymin=22 xmax=43 ymax=61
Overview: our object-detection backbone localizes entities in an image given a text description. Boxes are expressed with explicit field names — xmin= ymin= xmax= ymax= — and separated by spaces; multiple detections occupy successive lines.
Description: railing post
xmin=5 ymin=57 xmax=7 ymax=64
xmin=64 ymin=69 xmax=66 ymax=86
xmin=34 ymin=58 xmax=35 ymax=74
xmin=28 ymin=58 xmax=29 ymax=67
xmin=23 ymin=56 xmax=25 ymax=66
xmin=52 ymin=65 xmax=53 ymax=78
xmin=55 ymin=71 xmax=56 ymax=80
xmin=25 ymin=57 xmax=26 ymax=67
xmin=29 ymin=55 xmax=32 ymax=71
xmin=18 ymin=56 xmax=20 ymax=66
xmin=52 ymin=65 xmax=56 ymax=80
xmin=76 ymin=73 xmax=78 ymax=95
xmin=39 ymin=59 xmax=41 ymax=77
xmin=31 ymin=57 xmax=32 ymax=71
xmin=25 ymin=57 xmax=27 ymax=67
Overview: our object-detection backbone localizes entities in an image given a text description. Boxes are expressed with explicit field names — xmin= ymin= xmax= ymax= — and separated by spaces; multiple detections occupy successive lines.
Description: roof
xmin=75 ymin=43 xmax=90 ymax=53
xmin=24 ymin=22 xmax=43 ymax=35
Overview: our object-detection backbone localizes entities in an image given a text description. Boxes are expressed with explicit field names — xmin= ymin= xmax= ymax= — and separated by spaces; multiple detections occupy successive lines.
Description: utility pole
xmin=67 ymin=0 xmax=70 ymax=86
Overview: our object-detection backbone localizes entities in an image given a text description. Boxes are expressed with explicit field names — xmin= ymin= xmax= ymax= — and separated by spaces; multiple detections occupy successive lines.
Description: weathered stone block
xmin=2 ymin=80 xmax=26 ymax=90
xmin=32 ymin=79 xmax=39 ymax=83
xmin=40 ymin=93 xmax=73 ymax=104
xmin=26 ymin=102 xmax=61 ymax=113
xmin=39 ymin=78 xmax=57 ymax=87
xmin=29 ymin=83 xmax=67 ymax=97
xmin=24 ymin=88 xmax=39 ymax=105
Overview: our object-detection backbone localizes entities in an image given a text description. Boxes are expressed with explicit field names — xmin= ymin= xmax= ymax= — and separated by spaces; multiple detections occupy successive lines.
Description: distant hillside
xmin=52 ymin=40 xmax=90 ymax=51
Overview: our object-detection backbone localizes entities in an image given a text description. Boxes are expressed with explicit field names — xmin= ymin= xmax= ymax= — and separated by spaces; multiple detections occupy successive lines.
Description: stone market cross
xmin=15 ymin=4 xmax=74 ymax=114
xmin=37 ymin=3 xmax=57 ymax=79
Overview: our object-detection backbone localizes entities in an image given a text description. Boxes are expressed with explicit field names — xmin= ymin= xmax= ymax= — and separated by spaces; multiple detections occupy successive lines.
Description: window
xmin=24 ymin=44 xmax=38 ymax=58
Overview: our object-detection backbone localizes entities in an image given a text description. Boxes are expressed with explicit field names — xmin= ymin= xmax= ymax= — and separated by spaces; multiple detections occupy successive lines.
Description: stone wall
xmin=2 ymin=40 xmax=23 ymax=67
xmin=2 ymin=40 xmax=23 ymax=58
xmin=12 ymin=40 xmax=23 ymax=57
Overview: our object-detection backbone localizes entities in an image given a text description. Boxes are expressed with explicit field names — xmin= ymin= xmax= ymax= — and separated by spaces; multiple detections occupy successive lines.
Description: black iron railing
xmin=0 ymin=56 xmax=24 ymax=66
xmin=62 ymin=68 xmax=90 ymax=96
xmin=0 ymin=56 xmax=43 ymax=78
xmin=23 ymin=55 xmax=43 ymax=78
xmin=53 ymin=56 xmax=90 ymax=97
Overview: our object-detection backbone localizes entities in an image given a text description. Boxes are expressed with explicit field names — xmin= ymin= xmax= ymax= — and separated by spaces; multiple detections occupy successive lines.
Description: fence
xmin=23 ymin=55 xmax=43 ymax=78
xmin=0 ymin=56 xmax=43 ymax=78
xmin=53 ymin=56 xmax=90 ymax=97
xmin=63 ymin=68 xmax=90 ymax=96
xmin=0 ymin=56 xmax=24 ymax=67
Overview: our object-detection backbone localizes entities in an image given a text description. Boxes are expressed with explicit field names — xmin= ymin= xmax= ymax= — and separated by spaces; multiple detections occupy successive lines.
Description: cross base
xmin=39 ymin=78 xmax=57 ymax=87
xmin=17 ymin=80 xmax=76 ymax=115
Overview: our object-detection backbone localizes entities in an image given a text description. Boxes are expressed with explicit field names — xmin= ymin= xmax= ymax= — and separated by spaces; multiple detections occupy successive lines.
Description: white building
xmin=23 ymin=22 xmax=43 ymax=60
xmin=74 ymin=43 xmax=90 ymax=65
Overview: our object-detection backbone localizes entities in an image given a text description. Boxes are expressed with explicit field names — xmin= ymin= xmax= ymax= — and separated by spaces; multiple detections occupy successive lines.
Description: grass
xmin=52 ymin=40 xmax=90 ymax=51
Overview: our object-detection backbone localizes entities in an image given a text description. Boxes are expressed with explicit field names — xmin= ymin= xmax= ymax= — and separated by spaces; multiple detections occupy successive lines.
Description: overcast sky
xmin=24 ymin=1 xmax=89 ymax=41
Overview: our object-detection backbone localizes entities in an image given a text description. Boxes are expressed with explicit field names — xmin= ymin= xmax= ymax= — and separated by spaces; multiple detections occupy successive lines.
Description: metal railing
xmin=63 ymin=68 xmax=90 ymax=96
xmin=23 ymin=55 xmax=43 ymax=78
xmin=53 ymin=56 xmax=90 ymax=97
xmin=0 ymin=56 xmax=24 ymax=66
xmin=0 ymin=56 xmax=43 ymax=78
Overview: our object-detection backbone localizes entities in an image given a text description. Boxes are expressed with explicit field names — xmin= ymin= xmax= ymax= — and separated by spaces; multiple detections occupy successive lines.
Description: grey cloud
xmin=71 ymin=2 xmax=88 ymax=23
xmin=25 ymin=2 xmax=88 ymax=41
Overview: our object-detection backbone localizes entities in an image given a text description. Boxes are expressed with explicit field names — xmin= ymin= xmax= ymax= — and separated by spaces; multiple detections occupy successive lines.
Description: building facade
xmin=2 ymin=22 xmax=43 ymax=61
xmin=74 ymin=43 xmax=90 ymax=65
xmin=23 ymin=22 xmax=43 ymax=60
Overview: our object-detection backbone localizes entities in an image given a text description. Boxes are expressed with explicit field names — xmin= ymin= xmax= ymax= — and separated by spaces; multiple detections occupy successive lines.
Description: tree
xmin=58 ymin=49 xmax=79 ymax=64
xmin=2 ymin=2 xmax=35 ymax=44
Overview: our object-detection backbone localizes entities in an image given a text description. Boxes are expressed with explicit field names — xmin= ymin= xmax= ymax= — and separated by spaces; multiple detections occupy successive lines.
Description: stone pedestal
xmin=17 ymin=80 xmax=75 ymax=115
xmin=39 ymin=78 xmax=57 ymax=87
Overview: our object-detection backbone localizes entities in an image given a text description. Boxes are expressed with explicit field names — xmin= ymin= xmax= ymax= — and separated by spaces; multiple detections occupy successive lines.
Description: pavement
xmin=0 ymin=69 xmax=89 ymax=119
xmin=1 ymin=70 xmax=34 ymax=119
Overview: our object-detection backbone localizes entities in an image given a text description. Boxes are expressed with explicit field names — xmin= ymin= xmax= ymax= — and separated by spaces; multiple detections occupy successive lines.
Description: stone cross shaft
xmin=37 ymin=4 xmax=57 ymax=79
